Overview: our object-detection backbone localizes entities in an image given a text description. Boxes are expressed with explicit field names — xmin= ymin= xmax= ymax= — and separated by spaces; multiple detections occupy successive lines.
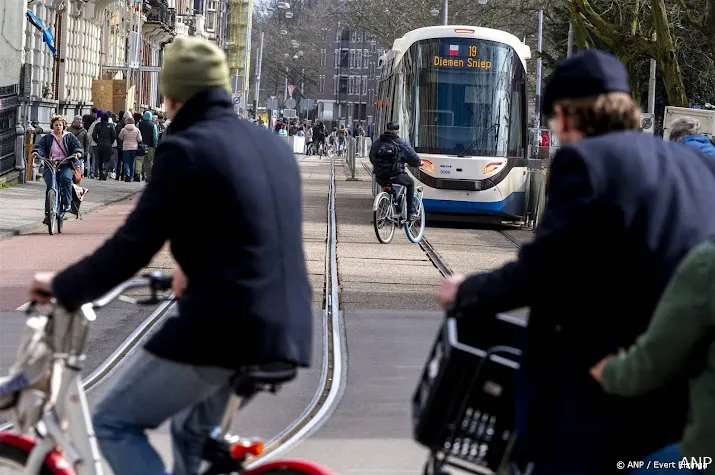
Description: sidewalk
xmin=0 ymin=179 xmax=144 ymax=240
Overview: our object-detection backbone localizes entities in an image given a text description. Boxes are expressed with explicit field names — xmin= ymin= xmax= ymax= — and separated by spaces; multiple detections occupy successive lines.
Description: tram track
xmin=1 ymin=157 xmax=348 ymax=466
xmin=245 ymin=155 xmax=347 ymax=466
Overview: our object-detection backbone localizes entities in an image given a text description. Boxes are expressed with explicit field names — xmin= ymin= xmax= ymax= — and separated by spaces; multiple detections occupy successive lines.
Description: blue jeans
xmin=123 ymin=150 xmax=137 ymax=178
xmin=92 ymin=349 xmax=235 ymax=475
xmin=43 ymin=164 xmax=73 ymax=216
xmin=629 ymin=444 xmax=703 ymax=474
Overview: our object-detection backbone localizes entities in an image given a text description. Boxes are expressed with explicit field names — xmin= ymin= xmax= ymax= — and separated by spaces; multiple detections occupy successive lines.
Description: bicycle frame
xmin=40 ymin=157 xmax=73 ymax=217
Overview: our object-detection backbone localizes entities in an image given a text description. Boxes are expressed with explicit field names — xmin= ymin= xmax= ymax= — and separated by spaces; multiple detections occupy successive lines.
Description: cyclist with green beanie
xmin=31 ymin=36 xmax=313 ymax=475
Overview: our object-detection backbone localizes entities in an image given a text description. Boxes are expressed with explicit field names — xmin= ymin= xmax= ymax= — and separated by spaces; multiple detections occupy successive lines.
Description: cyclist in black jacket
xmin=370 ymin=122 xmax=421 ymax=219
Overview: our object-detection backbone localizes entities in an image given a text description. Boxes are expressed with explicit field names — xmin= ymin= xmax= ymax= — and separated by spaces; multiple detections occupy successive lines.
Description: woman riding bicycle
xmin=33 ymin=115 xmax=83 ymax=224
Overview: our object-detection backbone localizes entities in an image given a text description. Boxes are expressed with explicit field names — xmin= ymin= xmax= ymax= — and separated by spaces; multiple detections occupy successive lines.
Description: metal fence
xmin=0 ymin=84 xmax=19 ymax=176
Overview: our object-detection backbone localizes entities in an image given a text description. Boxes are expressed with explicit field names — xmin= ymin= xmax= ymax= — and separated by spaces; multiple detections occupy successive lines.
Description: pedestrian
xmin=138 ymin=111 xmax=159 ymax=182
xmin=86 ymin=109 xmax=103 ymax=178
xmin=118 ymin=117 xmax=142 ymax=183
xmin=68 ymin=115 xmax=90 ymax=176
xmin=437 ymin=50 xmax=715 ymax=474
xmin=668 ymin=117 xmax=715 ymax=157
xmin=92 ymin=112 xmax=117 ymax=181
xmin=29 ymin=35 xmax=312 ymax=475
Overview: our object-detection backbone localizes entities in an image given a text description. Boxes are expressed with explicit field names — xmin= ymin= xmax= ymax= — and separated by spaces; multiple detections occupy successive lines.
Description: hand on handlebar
xmin=30 ymin=271 xmax=56 ymax=304
xmin=172 ymin=266 xmax=187 ymax=298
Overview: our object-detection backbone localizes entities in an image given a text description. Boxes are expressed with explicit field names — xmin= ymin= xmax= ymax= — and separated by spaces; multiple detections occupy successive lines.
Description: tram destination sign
xmin=433 ymin=44 xmax=492 ymax=70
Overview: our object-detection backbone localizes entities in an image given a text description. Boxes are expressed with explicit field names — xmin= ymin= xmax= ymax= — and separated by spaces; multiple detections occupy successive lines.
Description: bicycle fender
xmin=0 ymin=432 xmax=74 ymax=474
xmin=372 ymin=191 xmax=388 ymax=212
xmin=243 ymin=459 xmax=337 ymax=475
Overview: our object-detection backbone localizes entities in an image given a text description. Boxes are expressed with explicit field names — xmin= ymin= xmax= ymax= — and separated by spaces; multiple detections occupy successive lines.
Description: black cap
xmin=542 ymin=50 xmax=630 ymax=118
xmin=387 ymin=121 xmax=399 ymax=131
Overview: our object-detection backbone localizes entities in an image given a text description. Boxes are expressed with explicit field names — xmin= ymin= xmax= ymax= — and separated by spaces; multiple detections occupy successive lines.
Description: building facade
xmin=315 ymin=26 xmax=387 ymax=127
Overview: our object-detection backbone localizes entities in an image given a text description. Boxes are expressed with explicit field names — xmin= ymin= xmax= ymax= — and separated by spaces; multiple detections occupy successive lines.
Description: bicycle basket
xmin=412 ymin=313 xmax=526 ymax=473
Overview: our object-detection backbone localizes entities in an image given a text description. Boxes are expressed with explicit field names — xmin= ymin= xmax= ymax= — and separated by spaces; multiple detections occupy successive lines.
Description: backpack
xmin=373 ymin=139 xmax=402 ymax=178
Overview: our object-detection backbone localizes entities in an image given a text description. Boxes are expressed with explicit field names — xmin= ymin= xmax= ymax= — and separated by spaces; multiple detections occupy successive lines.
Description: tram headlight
xmin=420 ymin=159 xmax=435 ymax=173
xmin=483 ymin=162 xmax=503 ymax=175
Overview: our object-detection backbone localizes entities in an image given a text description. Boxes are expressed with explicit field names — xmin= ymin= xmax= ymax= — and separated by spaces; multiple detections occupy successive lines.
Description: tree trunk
xmin=651 ymin=0 xmax=688 ymax=106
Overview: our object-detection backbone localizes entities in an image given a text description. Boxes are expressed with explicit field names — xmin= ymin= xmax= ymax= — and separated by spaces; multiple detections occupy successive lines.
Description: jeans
xmin=43 ymin=164 xmax=73 ymax=216
xmin=92 ymin=350 xmax=235 ymax=475
xmin=629 ymin=444 xmax=703 ymax=474
xmin=377 ymin=171 xmax=416 ymax=215
xmin=123 ymin=150 xmax=137 ymax=178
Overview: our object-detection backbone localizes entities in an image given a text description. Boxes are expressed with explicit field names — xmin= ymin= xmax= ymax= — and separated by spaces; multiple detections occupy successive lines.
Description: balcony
xmin=143 ymin=2 xmax=176 ymax=43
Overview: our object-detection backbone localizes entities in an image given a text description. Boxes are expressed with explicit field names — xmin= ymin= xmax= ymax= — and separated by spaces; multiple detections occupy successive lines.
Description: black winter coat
xmin=52 ymin=88 xmax=313 ymax=369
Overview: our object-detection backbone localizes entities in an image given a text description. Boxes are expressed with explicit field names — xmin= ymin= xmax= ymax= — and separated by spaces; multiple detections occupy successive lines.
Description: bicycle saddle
xmin=231 ymin=362 xmax=298 ymax=395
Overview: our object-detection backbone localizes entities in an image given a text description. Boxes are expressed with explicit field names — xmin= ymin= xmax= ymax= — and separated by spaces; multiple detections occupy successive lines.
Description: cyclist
xmin=29 ymin=36 xmax=312 ymax=475
xmin=337 ymin=124 xmax=347 ymax=155
xmin=311 ymin=121 xmax=326 ymax=155
xmin=32 ymin=115 xmax=83 ymax=225
xmin=370 ymin=121 xmax=421 ymax=220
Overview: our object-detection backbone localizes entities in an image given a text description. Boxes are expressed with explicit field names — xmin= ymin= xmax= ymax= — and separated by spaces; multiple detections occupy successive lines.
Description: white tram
xmin=374 ymin=26 xmax=532 ymax=219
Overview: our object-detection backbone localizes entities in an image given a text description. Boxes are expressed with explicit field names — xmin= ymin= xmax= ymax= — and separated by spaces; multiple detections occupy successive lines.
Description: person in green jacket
xmin=590 ymin=240 xmax=715 ymax=474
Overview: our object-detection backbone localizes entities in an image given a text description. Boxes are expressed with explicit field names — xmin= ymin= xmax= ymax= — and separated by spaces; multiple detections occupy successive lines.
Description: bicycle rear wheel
xmin=373 ymin=192 xmax=395 ymax=244
xmin=46 ymin=189 xmax=57 ymax=235
xmin=405 ymin=194 xmax=426 ymax=243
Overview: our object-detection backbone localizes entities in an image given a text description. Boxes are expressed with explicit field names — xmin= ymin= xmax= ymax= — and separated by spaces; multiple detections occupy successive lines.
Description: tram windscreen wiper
xmin=458 ymin=123 xmax=499 ymax=158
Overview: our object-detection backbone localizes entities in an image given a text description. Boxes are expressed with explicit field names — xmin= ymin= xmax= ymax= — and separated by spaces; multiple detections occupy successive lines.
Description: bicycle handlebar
xmin=27 ymin=271 xmax=174 ymax=316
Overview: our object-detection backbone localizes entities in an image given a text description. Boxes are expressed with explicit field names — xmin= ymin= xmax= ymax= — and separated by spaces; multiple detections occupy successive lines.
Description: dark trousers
xmin=97 ymin=146 xmax=113 ymax=178
xmin=377 ymin=172 xmax=416 ymax=214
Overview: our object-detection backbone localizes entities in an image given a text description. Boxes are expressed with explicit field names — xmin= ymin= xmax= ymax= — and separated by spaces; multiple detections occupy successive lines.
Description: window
xmin=363 ymin=49 xmax=369 ymax=69
xmin=321 ymin=28 xmax=327 ymax=41
xmin=320 ymin=49 xmax=326 ymax=68
xmin=362 ymin=76 xmax=367 ymax=94
xmin=348 ymin=76 xmax=353 ymax=94
xmin=356 ymin=49 xmax=362 ymax=70
xmin=369 ymin=62 xmax=375 ymax=76
xmin=339 ymin=76 xmax=348 ymax=94
xmin=333 ymin=76 xmax=338 ymax=93
xmin=339 ymin=49 xmax=349 ymax=68
xmin=349 ymin=49 xmax=354 ymax=68
xmin=334 ymin=49 xmax=339 ymax=68
xmin=319 ymin=75 xmax=325 ymax=94
xmin=205 ymin=11 xmax=215 ymax=30
xmin=341 ymin=28 xmax=350 ymax=41
xmin=336 ymin=28 xmax=341 ymax=41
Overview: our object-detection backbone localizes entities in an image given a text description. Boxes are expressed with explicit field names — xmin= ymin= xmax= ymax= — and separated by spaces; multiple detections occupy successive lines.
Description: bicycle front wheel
xmin=46 ymin=189 xmax=57 ymax=235
xmin=0 ymin=439 xmax=56 ymax=475
xmin=405 ymin=194 xmax=426 ymax=243
xmin=373 ymin=192 xmax=395 ymax=244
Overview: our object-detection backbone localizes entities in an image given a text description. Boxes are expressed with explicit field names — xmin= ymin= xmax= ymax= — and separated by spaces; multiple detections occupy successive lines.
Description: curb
xmin=0 ymin=189 xmax=144 ymax=242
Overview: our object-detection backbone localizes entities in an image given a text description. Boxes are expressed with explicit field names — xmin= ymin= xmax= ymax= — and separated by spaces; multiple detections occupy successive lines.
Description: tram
xmin=374 ymin=26 xmax=532 ymax=219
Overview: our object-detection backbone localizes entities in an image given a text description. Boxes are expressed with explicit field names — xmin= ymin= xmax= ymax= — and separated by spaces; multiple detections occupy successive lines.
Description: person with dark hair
xmin=369 ymin=121 xmax=421 ymax=219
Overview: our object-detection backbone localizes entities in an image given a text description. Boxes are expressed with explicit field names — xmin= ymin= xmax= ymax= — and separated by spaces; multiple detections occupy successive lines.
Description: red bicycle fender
xmin=243 ymin=459 xmax=337 ymax=475
xmin=0 ymin=432 xmax=75 ymax=475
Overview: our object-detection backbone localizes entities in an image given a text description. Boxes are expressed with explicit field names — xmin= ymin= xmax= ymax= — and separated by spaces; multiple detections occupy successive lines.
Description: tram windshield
xmin=400 ymin=37 xmax=527 ymax=157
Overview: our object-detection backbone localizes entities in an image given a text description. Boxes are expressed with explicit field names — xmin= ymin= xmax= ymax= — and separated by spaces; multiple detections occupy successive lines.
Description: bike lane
xmin=0 ymin=180 xmax=177 ymax=379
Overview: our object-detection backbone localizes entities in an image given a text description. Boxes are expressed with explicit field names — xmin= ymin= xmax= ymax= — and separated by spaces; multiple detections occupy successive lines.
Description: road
xmin=0 ymin=153 xmax=533 ymax=475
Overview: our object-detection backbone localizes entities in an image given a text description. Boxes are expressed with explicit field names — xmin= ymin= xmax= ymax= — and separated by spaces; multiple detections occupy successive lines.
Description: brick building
xmin=315 ymin=26 xmax=388 ymax=127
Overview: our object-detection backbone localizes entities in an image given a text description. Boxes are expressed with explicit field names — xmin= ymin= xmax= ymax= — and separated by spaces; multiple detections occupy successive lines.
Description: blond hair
xmin=553 ymin=92 xmax=641 ymax=137
xmin=125 ymin=117 xmax=135 ymax=125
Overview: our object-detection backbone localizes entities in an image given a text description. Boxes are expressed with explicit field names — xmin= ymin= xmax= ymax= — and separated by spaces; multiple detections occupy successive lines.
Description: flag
xmin=448 ymin=45 xmax=459 ymax=56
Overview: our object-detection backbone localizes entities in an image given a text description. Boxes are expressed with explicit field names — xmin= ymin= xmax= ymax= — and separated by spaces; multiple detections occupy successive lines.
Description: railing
xmin=345 ymin=137 xmax=357 ymax=181
xmin=522 ymin=160 xmax=548 ymax=230
xmin=145 ymin=4 xmax=176 ymax=30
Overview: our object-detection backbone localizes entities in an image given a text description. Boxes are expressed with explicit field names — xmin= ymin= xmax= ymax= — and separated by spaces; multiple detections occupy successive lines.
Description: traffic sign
xmin=284 ymin=97 xmax=296 ymax=109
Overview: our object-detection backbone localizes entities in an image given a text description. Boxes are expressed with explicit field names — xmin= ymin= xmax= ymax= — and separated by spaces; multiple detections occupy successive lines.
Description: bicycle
xmin=0 ymin=271 xmax=336 ymax=475
xmin=35 ymin=154 xmax=76 ymax=235
xmin=372 ymin=181 xmax=426 ymax=244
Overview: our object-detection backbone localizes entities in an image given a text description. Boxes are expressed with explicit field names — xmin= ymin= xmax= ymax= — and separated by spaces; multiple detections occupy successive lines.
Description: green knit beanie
xmin=159 ymin=36 xmax=232 ymax=103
